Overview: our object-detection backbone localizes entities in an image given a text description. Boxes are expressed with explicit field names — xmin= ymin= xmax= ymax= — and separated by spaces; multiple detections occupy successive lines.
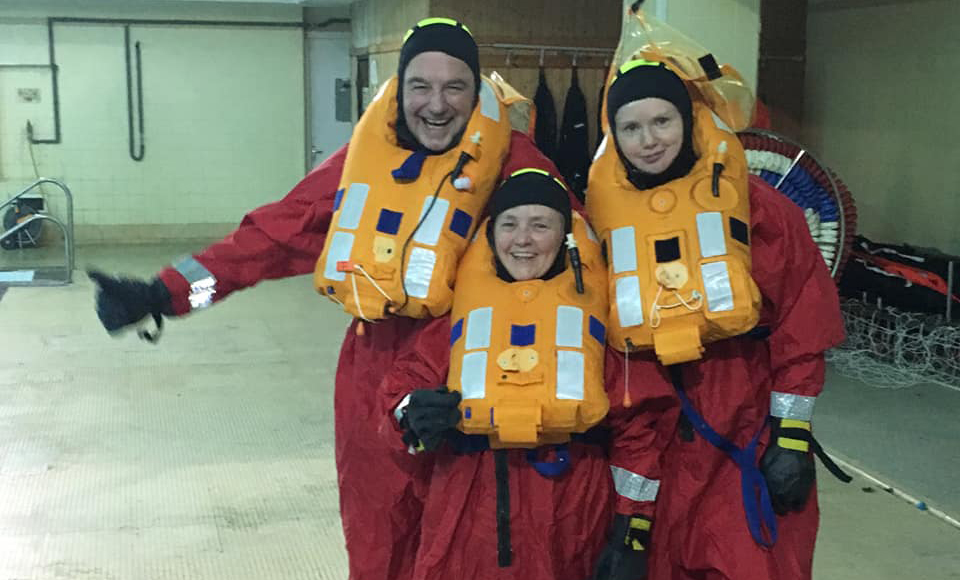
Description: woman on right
xmin=588 ymin=59 xmax=846 ymax=580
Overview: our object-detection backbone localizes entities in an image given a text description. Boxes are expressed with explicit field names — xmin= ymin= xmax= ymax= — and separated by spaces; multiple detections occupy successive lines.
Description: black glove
xmin=760 ymin=417 xmax=816 ymax=515
xmin=88 ymin=270 xmax=172 ymax=333
xmin=400 ymin=387 xmax=461 ymax=452
xmin=591 ymin=514 xmax=650 ymax=580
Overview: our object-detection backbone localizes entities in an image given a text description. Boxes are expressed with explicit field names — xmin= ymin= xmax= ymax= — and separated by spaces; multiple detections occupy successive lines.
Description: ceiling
xmin=150 ymin=0 xmax=352 ymax=5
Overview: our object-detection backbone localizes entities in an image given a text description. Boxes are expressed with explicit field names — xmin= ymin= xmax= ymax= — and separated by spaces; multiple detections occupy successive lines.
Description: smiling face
xmin=492 ymin=204 xmax=566 ymax=281
xmin=613 ymin=97 xmax=684 ymax=175
xmin=401 ymin=51 xmax=476 ymax=152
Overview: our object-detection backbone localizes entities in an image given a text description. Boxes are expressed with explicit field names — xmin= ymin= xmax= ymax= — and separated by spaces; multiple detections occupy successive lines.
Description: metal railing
xmin=0 ymin=178 xmax=74 ymax=285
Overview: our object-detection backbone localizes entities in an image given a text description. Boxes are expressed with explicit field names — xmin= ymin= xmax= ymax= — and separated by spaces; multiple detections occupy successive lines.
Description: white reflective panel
xmin=701 ymin=261 xmax=734 ymax=312
xmin=323 ymin=231 xmax=355 ymax=282
xmin=556 ymin=350 xmax=585 ymax=400
xmin=611 ymin=226 xmax=638 ymax=274
xmin=188 ymin=277 xmax=216 ymax=310
xmin=696 ymin=212 xmax=727 ymax=258
xmin=173 ymin=256 xmax=215 ymax=286
xmin=711 ymin=111 xmax=733 ymax=134
xmin=556 ymin=306 xmax=583 ymax=348
xmin=403 ymin=247 xmax=436 ymax=299
xmin=461 ymin=352 xmax=488 ymax=400
xmin=465 ymin=307 xmax=493 ymax=350
xmin=479 ymin=79 xmax=500 ymax=121
xmin=610 ymin=466 xmax=660 ymax=502
xmin=585 ymin=222 xmax=600 ymax=243
xmin=594 ymin=134 xmax=608 ymax=161
xmin=339 ymin=183 xmax=369 ymax=230
xmin=616 ymin=276 xmax=644 ymax=327
xmin=413 ymin=197 xmax=450 ymax=246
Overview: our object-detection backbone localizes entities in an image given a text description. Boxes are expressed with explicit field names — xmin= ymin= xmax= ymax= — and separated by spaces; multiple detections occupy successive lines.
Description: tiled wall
xmin=806 ymin=0 xmax=960 ymax=254
xmin=0 ymin=1 xmax=307 ymax=243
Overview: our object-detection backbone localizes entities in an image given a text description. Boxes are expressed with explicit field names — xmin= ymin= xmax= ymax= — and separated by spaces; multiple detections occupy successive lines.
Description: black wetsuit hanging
xmin=533 ymin=67 xmax=558 ymax=163
xmin=557 ymin=66 xmax=590 ymax=202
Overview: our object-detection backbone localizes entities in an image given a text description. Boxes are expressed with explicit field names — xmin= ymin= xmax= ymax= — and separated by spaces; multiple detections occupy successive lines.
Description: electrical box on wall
xmin=17 ymin=88 xmax=40 ymax=103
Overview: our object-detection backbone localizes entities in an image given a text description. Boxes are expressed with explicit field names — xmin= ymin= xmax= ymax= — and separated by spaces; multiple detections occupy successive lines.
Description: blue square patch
xmin=333 ymin=188 xmax=345 ymax=211
xmin=449 ymin=209 xmax=473 ymax=238
xmin=589 ymin=316 xmax=606 ymax=345
xmin=510 ymin=324 xmax=536 ymax=346
xmin=450 ymin=318 xmax=464 ymax=346
xmin=376 ymin=209 xmax=403 ymax=235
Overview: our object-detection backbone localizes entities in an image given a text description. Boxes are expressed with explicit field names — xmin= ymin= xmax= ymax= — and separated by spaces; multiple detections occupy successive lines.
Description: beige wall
xmin=806 ymin=0 xmax=960 ymax=254
xmin=644 ymin=0 xmax=761 ymax=90
xmin=0 ymin=0 xmax=306 ymax=243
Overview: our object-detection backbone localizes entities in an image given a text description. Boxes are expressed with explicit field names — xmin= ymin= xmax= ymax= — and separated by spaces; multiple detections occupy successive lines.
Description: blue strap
xmin=449 ymin=433 xmax=575 ymax=478
xmin=525 ymin=444 xmax=571 ymax=478
xmin=391 ymin=149 xmax=428 ymax=181
xmin=671 ymin=373 xmax=778 ymax=548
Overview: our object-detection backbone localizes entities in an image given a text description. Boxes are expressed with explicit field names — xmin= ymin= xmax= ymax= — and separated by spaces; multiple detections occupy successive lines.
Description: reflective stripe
xmin=338 ymin=183 xmax=369 ymax=230
xmin=696 ymin=212 xmax=727 ymax=258
xmin=461 ymin=352 xmax=487 ymax=399
xmin=465 ymin=307 xmax=493 ymax=350
xmin=610 ymin=465 xmax=660 ymax=502
xmin=173 ymin=256 xmax=217 ymax=310
xmin=371 ymin=81 xmax=389 ymax=103
xmin=594 ymin=134 xmax=608 ymax=162
xmin=393 ymin=393 xmax=411 ymax=424
xmin=701 ymin=261 xmax=734 ymax=312
xmin=173 ymin=256 xmax=214 ymax=285
xmin=323 ymin=231 xmax=355 ymax=282
xmin=413 ymin=197 xmax=449 ymax=246
xmin=711 ymin=111 xmax=733 ymax=134
xmin=616 ymin=276 xmax=644 ymax=327
xmin=556 ymin=350 xmax=585 ymax=400
xmin=403 ymin=246 xmax=436 ymax=298
xmin=555 ymin=306 xmax=583 ymax=348
xmin=479 ymin=79 xmax=500 ymax=121
xmin=585 ymin=221 xmax=600 ymax=243
xmin=188 ymin=279 xmax=216 ymax=310
xmin=611 ymin=226 xmax=637 ymax=274
xmin=770 ymin=391 xmax=816 ymax=421
xmin=781 ymin=419 xmax=811 ymax=431
xmin=778 ymin=437 xmax=810 ymax=452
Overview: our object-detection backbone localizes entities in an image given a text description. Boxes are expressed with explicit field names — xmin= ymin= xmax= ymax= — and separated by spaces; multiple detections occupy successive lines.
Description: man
xmin=90 ymin=18 xmax=569 ymax=580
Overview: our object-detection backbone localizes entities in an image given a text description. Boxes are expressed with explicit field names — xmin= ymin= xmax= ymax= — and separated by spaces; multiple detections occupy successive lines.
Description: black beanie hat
xmin=486 ymin=169 xmax=572 ymax=283
xmin=398 ymin=18 xmax=480 ymax=89
xmin=606 ymin=60 xmax=697 ymax=189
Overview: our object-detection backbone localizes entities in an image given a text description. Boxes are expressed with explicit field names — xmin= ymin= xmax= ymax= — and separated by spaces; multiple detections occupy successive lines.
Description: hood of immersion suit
xmin=606 ymin=60 xmax=697 ymax=190
xmin=484 ymin=169 xmax=573 ymax=283
xmin=395 ymin=18 xmax=481 ymax=153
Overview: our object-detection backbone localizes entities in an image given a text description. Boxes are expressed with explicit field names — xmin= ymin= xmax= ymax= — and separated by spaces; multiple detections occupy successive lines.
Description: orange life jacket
xmin=586 ymin=101 xmax=761 ymax=365
xmin=447 ymin=212 xmax=609 ymax=448
xmin=314 ymin=76 xmax=512 ymax=320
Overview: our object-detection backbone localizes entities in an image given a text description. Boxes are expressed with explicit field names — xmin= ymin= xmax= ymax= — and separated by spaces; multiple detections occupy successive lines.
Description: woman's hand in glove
xmin=760 ymin=418 xmax=816 ymax=515
xmin=400 ymin=386 xmax=462 ymax=452
xmin=591 ymin=514 xmax=651 ymax=580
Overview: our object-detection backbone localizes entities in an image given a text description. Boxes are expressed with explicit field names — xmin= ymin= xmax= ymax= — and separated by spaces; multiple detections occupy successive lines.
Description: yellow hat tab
xmin=507 ymin=167 xmax=569 ymax=191
xmin=404 ymin=17 xmax=472 ymax=42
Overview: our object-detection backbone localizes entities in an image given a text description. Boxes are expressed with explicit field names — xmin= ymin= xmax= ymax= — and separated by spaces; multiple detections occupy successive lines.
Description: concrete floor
xmin=1 ymin=242 xmax=958 ymax=579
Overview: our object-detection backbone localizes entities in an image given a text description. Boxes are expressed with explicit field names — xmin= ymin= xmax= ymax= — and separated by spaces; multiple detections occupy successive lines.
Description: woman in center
xmin=378 ymin=169 xmax=613 ymax=580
